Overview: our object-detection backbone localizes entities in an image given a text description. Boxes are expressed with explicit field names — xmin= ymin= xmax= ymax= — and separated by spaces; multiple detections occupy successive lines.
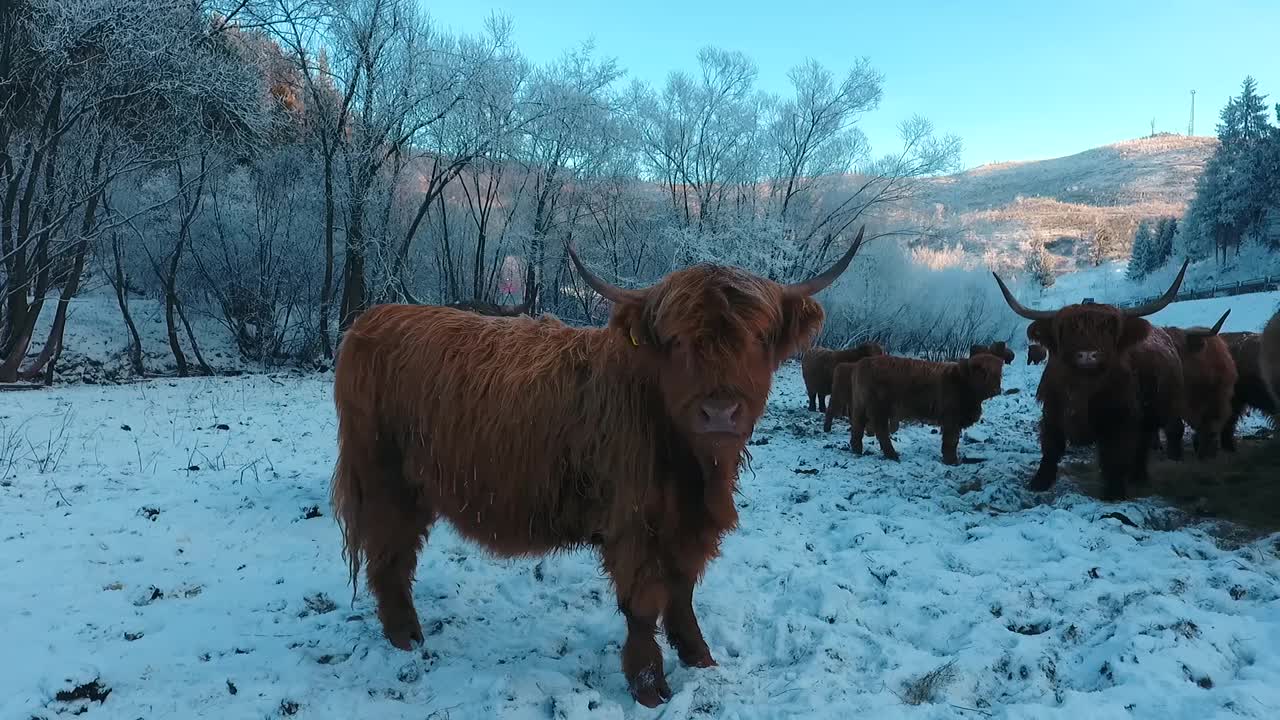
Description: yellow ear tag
xmin=629 ymin=329 xmax=640 ymax=347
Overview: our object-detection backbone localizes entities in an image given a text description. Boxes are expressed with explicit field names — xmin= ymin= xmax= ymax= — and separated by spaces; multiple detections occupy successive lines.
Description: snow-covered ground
xmin=4 ymin=335 xmax=1279 ymax=718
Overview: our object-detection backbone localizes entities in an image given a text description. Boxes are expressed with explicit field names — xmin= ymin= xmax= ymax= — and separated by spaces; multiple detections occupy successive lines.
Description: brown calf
xmin=993 ymin=261 xmax=1188 ymax=500
xmin=842 ymin=354 xmax=1004 ymax=465
xmin=1218 ymin=332 xmax=1275 ymax=450
xmin=1163 ymin=310 xmax=1235 ymax=459
xmin=801 ymin=341 xmax=885 ymax=411
xmin=331 ymin=228 xmax=866 ymax=707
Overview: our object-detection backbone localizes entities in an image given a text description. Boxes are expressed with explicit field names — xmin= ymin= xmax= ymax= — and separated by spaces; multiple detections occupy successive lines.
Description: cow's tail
xmin=330 ymin=321 xmax=383 ymax=602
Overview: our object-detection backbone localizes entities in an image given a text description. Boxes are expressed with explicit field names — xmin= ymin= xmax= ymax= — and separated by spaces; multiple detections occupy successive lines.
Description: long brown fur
xmin=801 ymin=342 xmax=885 ymax=412
xmin=1164 ymin=325 xmax=1237 ymax=459
xmin=1025 ymin=306 xmax=1185 ymax=500
xmin=1026 ymin=343 xmax=1047 ymax=365
xmin=842 ymin=354 xmax=1004 ymax=464
xmin=1263 ymin=311 xmax=1280 ymax=412
xmin=332 ymin=259 xmax=839 ymax=707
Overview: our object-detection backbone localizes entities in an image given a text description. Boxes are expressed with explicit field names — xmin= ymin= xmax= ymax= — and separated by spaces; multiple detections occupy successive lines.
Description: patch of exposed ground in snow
xmin=3 ymin=362 xmax=1279 ymax=719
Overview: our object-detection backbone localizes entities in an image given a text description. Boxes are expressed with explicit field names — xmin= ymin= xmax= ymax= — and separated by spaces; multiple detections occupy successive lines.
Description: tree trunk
xmin=109 ymin=231 xmax=145 ymax=376
xmin=176 ymin=296 xmax=213 ymax=375
xmin=319 ymin=147 xmax=336 ymax=358
xmin=20 ymin=144 xmax=104 ymax=381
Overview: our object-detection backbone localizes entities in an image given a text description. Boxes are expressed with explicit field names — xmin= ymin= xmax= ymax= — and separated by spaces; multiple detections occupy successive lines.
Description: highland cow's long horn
xmin=1122 ymin=258 xmax=1190 ymax=318
xmin=1187 ymin=309 xmax=1231 ymax=337
xmin=567 ymin=242 xmax=647 ymax=304
xmin=992 ymin=272 xmax=1057 ymax=321
xmin=787 ymin=226 xmax=866 ymax=297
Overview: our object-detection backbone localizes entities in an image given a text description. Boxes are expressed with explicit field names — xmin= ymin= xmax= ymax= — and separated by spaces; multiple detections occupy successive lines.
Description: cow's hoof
xmin=678 ymin=648 xmax=717 ymax=668
xmin=629 ymin=674 xmax=673 ymax=707
xmin=1027 ymin=474 xmax=1055 ymax=492
xmin=385 ymin=624 xmax=424 ymax=651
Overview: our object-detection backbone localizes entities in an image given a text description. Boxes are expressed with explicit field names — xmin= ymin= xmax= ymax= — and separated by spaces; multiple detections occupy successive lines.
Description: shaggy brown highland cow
xmin=993 ymin=260 xmax=1189 ymax=501
xmin=1219 ymin=331 xmax=1278 ymax=450
xmin=1026 ymin=343 xmax=1048 ymax=365
xmin=801 ymin=341 xmax=885 ymax=412
xmin=331 ymin=228 xmax=866 ymax=707
xmin=1164 ymin=310 xmax=1235 ymax=459
xmin=842 ymin=354 xmax=1004 ymax=464
xmin=970 ymin=340 xmax=1015 ymax=364
xmin=1264 ymin=310 xmax=1280 ymax=411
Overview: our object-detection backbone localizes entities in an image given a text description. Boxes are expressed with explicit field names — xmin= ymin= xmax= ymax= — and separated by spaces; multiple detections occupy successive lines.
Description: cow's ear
xmin=1119 ymin=317 xmax=1151 ymax=349
xmin=1027 ymin=319 xmax=1055 ymax=352
xmin=777 ymin=294 xmax=825 ymax=362
xmin=608 ymin=299 xmax=655 ymax=349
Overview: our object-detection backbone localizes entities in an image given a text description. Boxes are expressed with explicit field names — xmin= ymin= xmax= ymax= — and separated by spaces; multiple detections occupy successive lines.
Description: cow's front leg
xmin=940 ymin=424 xmax=961 ymax=465
xmin=604 ymin=547 xmax=671 ymax=707
xmin=663 ymin=572 xmax=716 ymax=668
xmin=1030 ymin=414 xmax=1065 ymax=491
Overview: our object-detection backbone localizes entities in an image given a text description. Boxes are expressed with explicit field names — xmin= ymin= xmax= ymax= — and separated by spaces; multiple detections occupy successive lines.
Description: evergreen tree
xmin=1128 ymin=220 xmax=1155 ymax=280
xmin=1153 ymin=217 xmax=1176 ymax=268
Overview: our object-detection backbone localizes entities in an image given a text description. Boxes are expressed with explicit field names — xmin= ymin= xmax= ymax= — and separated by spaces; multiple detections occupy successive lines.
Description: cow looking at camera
xmin=992 ymin=260 xmax=1190 ymax=500
xmin=331 ymin=228 xmax=866 ymax=707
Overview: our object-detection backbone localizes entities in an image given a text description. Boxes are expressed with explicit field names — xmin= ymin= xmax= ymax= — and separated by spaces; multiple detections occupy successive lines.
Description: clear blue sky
xmin=426 ymin=0 xmax=1279 ymax=169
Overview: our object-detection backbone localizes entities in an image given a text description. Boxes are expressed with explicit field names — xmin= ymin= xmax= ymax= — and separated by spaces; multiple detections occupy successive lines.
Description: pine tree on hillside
xmin=1153 ymin=217 xmax=1177 ymax=267
xmin=1128 ymin=220 xmax=1155 ymax=280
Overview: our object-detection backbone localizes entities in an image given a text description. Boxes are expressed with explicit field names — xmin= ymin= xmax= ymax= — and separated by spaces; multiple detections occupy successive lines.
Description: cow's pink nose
xmin=699 ymin=401 xmax=741 ymax=433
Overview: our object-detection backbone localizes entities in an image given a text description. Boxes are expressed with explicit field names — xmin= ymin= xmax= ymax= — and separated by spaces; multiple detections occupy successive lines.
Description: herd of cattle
xmin=802 ymin=263 xmax=1280 ymax=498
xmin=329 ymin=231 xmax=1280 ymax=707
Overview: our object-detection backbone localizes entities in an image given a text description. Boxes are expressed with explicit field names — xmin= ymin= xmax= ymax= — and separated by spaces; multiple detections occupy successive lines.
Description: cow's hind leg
xmin=605 ymin=547 xmax=671 ymax=707
xmin=663 ymin=571 xmax=715 ymax=669
xmin=1221 ymin=404 xmax=1242 ymax=452
xmin=940 ymin=423 xmax=961 ymax=465
xmin=870 ymin=406 xmax=900 ymax=461
xmin=807 ymin=390 xmax=817 ymax=412
xmin=362 ymin=454 xmax=433 ymax=651
xmin=1097 ymin=429 xmax=1138 ymax=502
xmin=848 ymin=405 xmax=867 ymax=454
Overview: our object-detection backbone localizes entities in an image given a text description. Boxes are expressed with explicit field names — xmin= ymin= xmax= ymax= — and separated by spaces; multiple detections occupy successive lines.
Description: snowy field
xmin=4 ymin=320 xmax=1280 ymax=719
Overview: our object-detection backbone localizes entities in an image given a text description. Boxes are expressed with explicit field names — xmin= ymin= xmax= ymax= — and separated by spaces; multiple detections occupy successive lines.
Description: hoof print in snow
xmin=137 ymin=506 xmax=160 ymax=521
xmin=213 ymin=423 xmax=231 ymax=431
xmin=1230 ymin=585 xmax=1247 ymax=600
xmin=300 ymin=505 xmax=322 ymax=520
xmin=54 ymin=678 xmax=112 ymax=710
xmin=867 ymin=567 xmax=897 ymax=586
xmin=790 ymin=489 xmax=812 ymax=504
xmin=132 ymin=586 xmax=163 ymax=606
xmin=278 ymin=699 xmax=301 ymax=716
xmin=1008 ymin=621 xmax=1050 ymax=636
xmin=1182 ymin=664 xmax=1213 ymax=689
xmin=226 ymin=680 xmax=238 ymax=695
xmin=792 ymin=467 xmax=818 ymax=475
xmin=396 ymin=662 xmax=421 ymax=683
xmin=123 ymin=631 xmax=144 ymax=641
xmin=316 ymin=653 xmax=350 ymax=665
xmin=301 ymin=592 xmax=337 ymax=616
xmin=747 ymin=436 xmax=770 ymax=446
xmin=119 ymin=424 xmax=131 ymax=432
xmin=1004 ymin=387 xmax=1021 ymax=395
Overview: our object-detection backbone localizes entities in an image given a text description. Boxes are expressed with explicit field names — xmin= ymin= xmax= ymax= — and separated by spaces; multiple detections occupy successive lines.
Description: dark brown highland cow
xmin=970 ymin=340 xmax=1015 ymax=364
xmin=444 ymin=266 xmax=539 ymax=317
xmin=993 ymin=261 xmax=1189 ymax=500
xmin=1164 ymin=310 xmax=1235 ymax=459
xmin=1264 ymin=310 xmax=1280 ymax=411
xmin=842 ymin=354 xmax=1004 ymax=464
xmin=1026 ymin=343 xmax=1048 ymax=365
xmin=1219 ymin=332 xmax=1277 ymax=450
xmin=801 ymin=341 xmax=885 ymax=411
xmin=331 ymin=228 xmax=866 ymax=707
xmin=823 ymin=360 xmax=900 ymax=433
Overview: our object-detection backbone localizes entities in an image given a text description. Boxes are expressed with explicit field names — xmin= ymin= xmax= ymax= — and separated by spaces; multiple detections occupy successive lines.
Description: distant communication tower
xmin=1188 ymin=89 xmax=1196 ymax=136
